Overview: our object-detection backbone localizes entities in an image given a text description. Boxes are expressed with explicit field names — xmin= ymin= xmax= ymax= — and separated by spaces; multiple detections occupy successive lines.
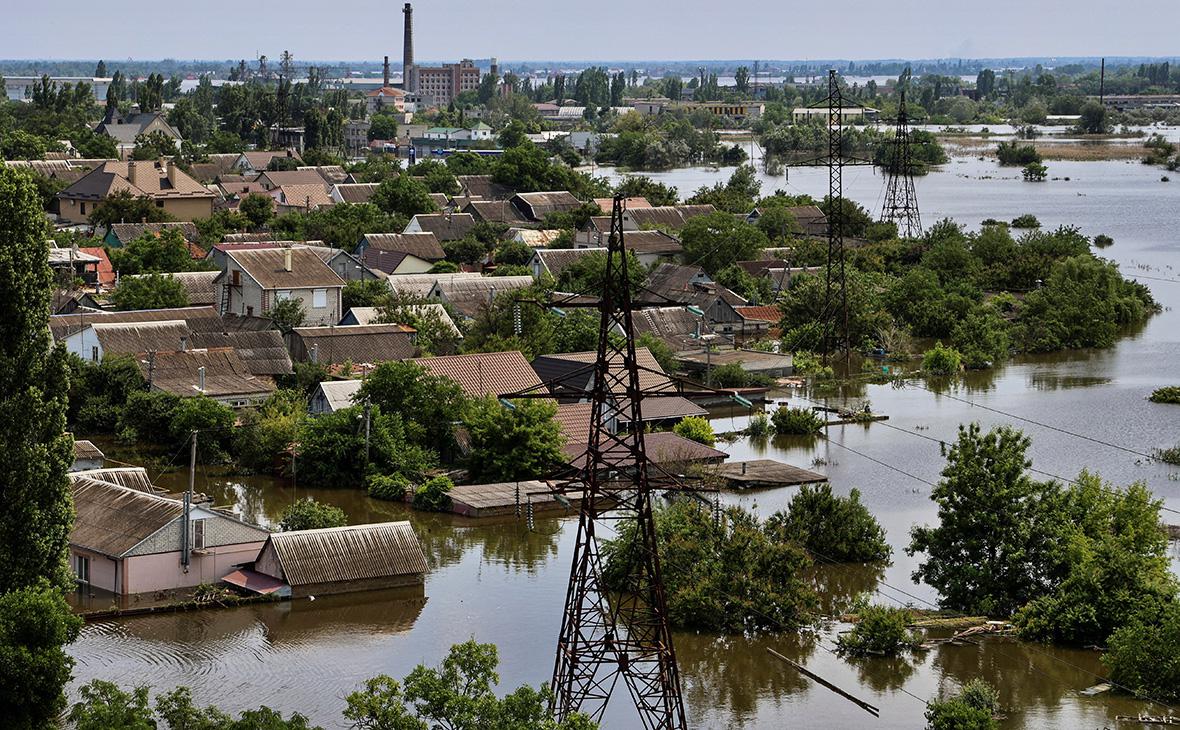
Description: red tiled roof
xmin=734 ymin=305 xmax=781 ymax=322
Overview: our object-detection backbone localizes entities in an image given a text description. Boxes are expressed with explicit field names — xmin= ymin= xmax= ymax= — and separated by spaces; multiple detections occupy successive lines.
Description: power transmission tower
xmin=501 ymin=196 xmax=743 ymax=728
xmin=879 ymin=89 xmax=923 ymax=239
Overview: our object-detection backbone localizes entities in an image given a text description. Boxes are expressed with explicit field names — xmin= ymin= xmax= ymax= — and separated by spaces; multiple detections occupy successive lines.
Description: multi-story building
xmin=415 ymin=60 xmax=481 ymax=106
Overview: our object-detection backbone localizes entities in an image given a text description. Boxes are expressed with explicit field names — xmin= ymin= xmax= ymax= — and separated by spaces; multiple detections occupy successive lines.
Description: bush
xmin=996 ymin=141 xmax=1041 ymax=166
xmin=746 ymin=412 xmax=772 ymax=438
xmin=464 ymin=397 xmax=565 ymax=483
xmin=279 ymin=497 xmax=348 ymax=532
xmin=169 ymin=396 xmax=236 ymax=461
xmin=413 ymin=475 xmax=453 ymax=512
xmin=1103 ymin=601 xmax=1180 ymax=702
xmin=922 ymin=342 xmax=962 ymax=375
xmin=791 ymin=350 xmax=833 ymax=379
xmin=1022 ymin=162 xmax=1048 ymax=182
xmin=771 ymin=406 xmax=824 ymax=436
xmin=925 ymin=679 xmax=1000 ymax=730
xmin=1093 ymin=234 xmax=1114 ymax=249
xmin=116 ymin=390 xmax=180 ymax=443
xmin=673 ymin=416 xmax=715 ymax=446
xmin=234 ymin=390 xmax=306 ymax=474
xmin=836 ymin=603 xmax=918 ymax=656
xmin=1010 ymin=213 xmax=1040 ymax=229
xmin=366 ymin=473 xmax=410 ymax=501
xmin=601 ymin=501 xmax=816 ymax=632
xmin=297 ymin=404 xmax=436 ymax=488
xmin=766 ymin=484 xmax=891 ymax=562
xmin=1149 ymin=386 xmax=1180 ymax=404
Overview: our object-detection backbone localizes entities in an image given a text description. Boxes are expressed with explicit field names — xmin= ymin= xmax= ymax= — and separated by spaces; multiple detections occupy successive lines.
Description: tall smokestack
xmin=402 ymin=3 xmax=415 ymax=92
xmin=383 ymin=56 xmax=390 ymax=88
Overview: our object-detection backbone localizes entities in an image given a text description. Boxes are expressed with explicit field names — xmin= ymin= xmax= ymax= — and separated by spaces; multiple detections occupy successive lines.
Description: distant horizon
xmin=8 ymin=0 xmax=1180 ymax=61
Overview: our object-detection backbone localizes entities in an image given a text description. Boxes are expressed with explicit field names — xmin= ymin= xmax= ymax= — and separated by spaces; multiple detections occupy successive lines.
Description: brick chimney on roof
xmin=127 ymin=161 xmax=139 ymax=188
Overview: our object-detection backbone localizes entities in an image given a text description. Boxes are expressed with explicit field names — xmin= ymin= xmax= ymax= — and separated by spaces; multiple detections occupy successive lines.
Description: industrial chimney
xmin=402 ymin=3 xmax=415 ymax=92
xmin=383 ymin=56 xmax=390 ymax=88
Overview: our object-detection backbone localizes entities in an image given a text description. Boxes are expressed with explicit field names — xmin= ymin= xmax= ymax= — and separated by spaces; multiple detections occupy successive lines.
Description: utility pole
xmin=363 ymin=398 xmax=372 ymax=466
xmin=181 ymin=430 xmax=196 ymax=570
xmin=1099 ymin=57 xmax=1106 ymax=105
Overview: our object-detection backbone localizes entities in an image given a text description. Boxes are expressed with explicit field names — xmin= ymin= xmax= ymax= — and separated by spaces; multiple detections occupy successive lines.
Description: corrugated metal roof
xmin=49 ymin=306 xmax=223 ymax=341
xmin=332 ymin=183 xmax=380 ymax=204
xmin=407 ymin=213 xmax=475 ymax=241
xmin=70 ymin=467 xmax=159 ymax=494
xmin=91 ymin=320 xmax=191 ymax=356
xmin=383 ymin=272 xmax=482 ymax=298
xmin=361 ymin=233 xmax=445 ymax=261
xmin=628 ymin=204 xmax=716 ymax=230
xmin=147 ymin=348 xmax=275 ymax=398
xmin=71 ymin=477 xmax=183 ymax=557
xmin=72 ymin=439 xmax=105 ymax=462
xmin=346 ymin=305 xmax=463 ymax=338
xmin=268 ymin=522 xmax=427 ymax=586
xmin=108 ymin=222 xmax=201 ymax=245
xmin=226 ymin=248 xmax=345 ymax=290
xmin=412 ymin=351 xmax=541 ymax=399
xmin=465 ymin=199 xmax=531 ymax=225
xmin=291 ymin=324 xmax=417 ymax=364
xmin=315 ymin=379 xmax=363 ymax=411
xmin=512 ymin=191 xmax=582 ymax=221
xmin=533 ymin=248 xmax=604 ymax=278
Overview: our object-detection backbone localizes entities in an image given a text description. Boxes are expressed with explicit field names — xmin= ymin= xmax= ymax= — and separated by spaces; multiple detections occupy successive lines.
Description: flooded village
xmin=2 ymin=5 xmax=1180 ymax=729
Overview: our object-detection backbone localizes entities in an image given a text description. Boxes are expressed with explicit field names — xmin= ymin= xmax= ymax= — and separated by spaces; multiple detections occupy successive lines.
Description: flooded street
xmin=70 ymin=154 xmax=1180 ymax=728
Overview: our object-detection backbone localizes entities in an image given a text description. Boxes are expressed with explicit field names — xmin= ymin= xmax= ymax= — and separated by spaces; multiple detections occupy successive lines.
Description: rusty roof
xmin=594 ymin=196 xmax=651 ymax=211
xmin=71 ymin=477 xmax=183 ymax=557
xmin=265 ymin=521 xmax=427 ymax=586
xmin=224 ymin=248 xmax=346 ymax=290
xmin=734 ymin=305 xmax=782 ymax=322
xmin=291 ymin=324 xmax=417 ymax=364
xmin=277 ymin=184 xmax=335 ymax=209
xmin=361 ymin=232 xmax=445 ymax=261
xmin=412 ymin=351 xmax=541 ymax=399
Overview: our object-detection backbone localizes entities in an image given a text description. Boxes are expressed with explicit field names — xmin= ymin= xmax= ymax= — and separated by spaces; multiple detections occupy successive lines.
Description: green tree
xmin=359 ymin=360 xmax=467 ymax=450
xmin=1077 ymin=100 xmax=1109 ymax=134
xmin=344 ymin=640 xmax=598 ymax=730
xmin=111 ymin=273 xmax=190 ymax=310
xmin=269 ymin=297 xmax=306 ymax=335
xmin=950 ymin=307 xmax=1010 ymax=369
xmin=343 ymin=279 xmax=390 ymax=310
xmin=924 ymin=679 xmax=1000 ymax=730
xmin=0 ymin=130 xmax=54 ymax=161
xmin=0 ymin=167 xmax=82 ymax=728
xmin=556 ymin=249 xmax=645 ymax=300
xmin=297 ymin=405 xmax=435 ymax=487
xmin=68 ymin=681 xmax=154 ymax=730
xmin=766 ymin=484 xmax=891 ymax=562
xmin=239 ymin=193 xmax=274 ymax=228
xmin=412 ymin=475 xmax=454 ymax=512
xmin=131 ymin=130 xmax=179 ymax=160
xmin=367 ymin=114 xmax=399 ymax=141
xmin=280 ymin=497 xmax=348 ymax=532
xmin=908 ymin=424 xmax=1060 ymax=617
xmin=371 ymin=174 xmax=438 ymax=218
xmin=836 ymin=603 xmax=917 ymax=656
xmin=464 ymin=397 xmax=565 ymax=482
xmin=614 ymin=175 xmax=678 ymax=207
xmin=921 ymin=342 xmax=962 ymax=375
xmin=679 ymin=212 xmax=768 ymax=274
xmin=672 ymin=416 xmax=715 ymax=446
xmin=109 ymin=228 xmax=200 ymax=275
xmin=170 ymin=396 xmax=236 ymax=461
xmin=1103 ymin=601 xmax=1180 ymax=702
xmin=89 ymin=189 xmax=172 ymax=228
xmin=234 ymin=389 xmax=306 ymax=475
xmin=771 ymin=406 xmax=823 ymax=436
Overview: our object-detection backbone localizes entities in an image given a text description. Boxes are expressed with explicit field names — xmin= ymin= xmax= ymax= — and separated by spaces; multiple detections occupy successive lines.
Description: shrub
xmin=996 ymin=141 xmax=1041 ymax=166
xmin=1103 ymin=601 xmax=1180 ymax=702
xmin=673 ymin=416 xmax=715 ymax=446
xmin=921 ymin=342 xmax=962 ymax=375
xmin=464 ymin=397 xmax=565 ymax=483
xmin=169 ymin=396 xmax=236 ymax=461
xmin=1010 ymin=213 xmax=1040 ymax=228
xmin=1093 ymin=234 xmax=1114 ymax=249
xmin=766 ymin=484 xmax=891 ymax=562
xmin=771 ymin=406 xmax=824 ymax=436
xmin=925 ymin=679 xmax=1000 ymax=730
xmin=234 ymin=390 xmax=306 ymax=474
xmin=709 ymin=361 xmax=772 ymax=388
xmin=367 ymin=473 xmax=411 ymax=501
xmin=116 ymin=390 xmax=180 ymax=443
xmin=746 ymin=412 xmax=772 ymax=438
xmin=791 ymin=350 xmax=833 ymax=378
xmin=1149 ymin=386 xmax=1180 ymax=404
xmin=1022 ymin=162 xmax=1048 ymax=182
xmin=413 ymin=475 xmax=453 ymax=512
xmin=836 ymin=603 xmax=918 ymax=656
xmin=1154 ymin=445 xmax=1180 ymax=465
xmin=279 ymin=497 xmax=348 ymax=532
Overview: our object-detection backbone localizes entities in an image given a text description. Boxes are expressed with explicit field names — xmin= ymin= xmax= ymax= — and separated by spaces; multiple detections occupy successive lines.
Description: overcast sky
xmin=6 ymin=0 xmax=1180 ymax=62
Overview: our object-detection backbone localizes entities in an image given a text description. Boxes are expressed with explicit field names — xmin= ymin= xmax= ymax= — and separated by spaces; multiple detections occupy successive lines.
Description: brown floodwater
xmin=69 ymin=157 xmax=1180 ymax=728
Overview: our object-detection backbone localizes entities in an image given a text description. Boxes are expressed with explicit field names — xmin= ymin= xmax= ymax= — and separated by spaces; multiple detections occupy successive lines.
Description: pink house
xmin=70 ymin=477 xmax=270 ymax=596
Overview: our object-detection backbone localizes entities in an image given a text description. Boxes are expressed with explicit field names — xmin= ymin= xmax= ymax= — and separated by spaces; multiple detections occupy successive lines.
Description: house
xmin=288 ymin=324 xmax=417 ymax=366
xmin=256 ymin=168 xmax=330 ymax=192
xmin=309 ymin=379 xmax=363 ymax=415
xmin=628 ymin=306 xmax=706 ymax=351
xmin=297 ymin=244 xmax=378 ymax=282
xmin=144 ymin=348 xmax=276 ymax=406
xmin=70 ymin=476 xmax=270 ymax=596
xmin=62 ymin=320 xmax=193 ymax=363
xmin=94 ymin=109 xmax=182 ymax=159
xmin=361 ymin=247 xmax=436 ymax=275
xmin=158 ymin=271 xmax=220 ymax=307
xmin=205 ymin=241 xmax=304 ymax=270
xmin=243 ymin=522 xmax=427 ymax=597
xmin=745 ymin=205 xmax=828 ymax=237
xmin=187 ymin=153 xmax=241 ymax=183
xmin=366 ymin=86 xmax=408 ymax=115
xmin=272 ymin=183 xmax=335 ymax=212
xmin=105 ymin=222 xmax=202 ymax=249
xmin=77 ymin=247 xmax=116 ymax=289
xmin=331 ymin=183 xmax=381 ymax=205
xmin=733 ymin=305 xmax=781 ymax=338
xmin=644 ymin=263 xmax=747 ymax=334
xmin=429 ymin=275 xmax=534 ymax=319
xmin=593 ymin=196 xmax=651 ymax=212
xmin=456 ymin=174 xmax=514 ymax=200
xmin=233 ymin=149 xmax=302 ymax=175
xmin=71 ymin=439 xmax=105 ymax=473
xmin=529 ymin=247 xmax=604 ymax=279
xmin=558 ymin=417 xmax=727 ymax=470
xmin=573 ymin=229 xmax=683 ymax=267
xmin=49 ymin=305 xmax=225 ymax=343
xmin=464 ymin=199 xmax=532 ymax=226
xmin=56 ymin=160 xmax=215 ymax=225
xmin=356 ymin=232 xmax=445 ymax=262
xmin=214 ymin=248 xmax=345 ymax=325
xmin=299 ymin=165 xmax=351 ymax=185
xmin=410 ymin=351 xmax=541 ymax=399
xmin=507 ymin=228 xmax=564 ymax=248
xmin=341 ymin=304 xmax=462 ymax=340
xmin=405 ymin=213 xmax=476 ymax=242
xmin=627 ymin=204 xmax=716 ymax=231
xmin=511 ymin=191 xmax=582 ymax=222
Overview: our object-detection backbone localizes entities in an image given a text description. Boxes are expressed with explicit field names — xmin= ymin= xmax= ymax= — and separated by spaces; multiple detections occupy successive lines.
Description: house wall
xmin=393 ymin=255 xmax=434 ymax=275
xmin=71 ymin=547 xmax=121 ymax=594
xmin=56 ymin=195 xmax=96 ymax=225
xmin=290 ymin=572 xmax=423 ymax=598
xmin=127 ymin=505 xmax=271 ymax=557
xmin=62 ymin=327 xmax=104 ymax=362
xmin=123 ymin=542 xmax=266 ymax=594
xmin=162 ymin=198 xmax=214 ymax=222
xmin=327 ymin=252 xmax=379 ymax=281
xmin=254 ymin=541 xmax=283 ymax=579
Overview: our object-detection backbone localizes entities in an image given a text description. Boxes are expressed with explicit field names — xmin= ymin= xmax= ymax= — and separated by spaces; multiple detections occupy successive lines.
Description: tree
xmin=111 ymin=273 xmax=190 ymax=310
xmin=908 ymin=424 xmax=1061 ymax=617
xmin=679 ymin=212 xmax=768 ymax=274
xmin=280 ymin=497 xmax=348 ymax=532
xmin=735 ymin=66 xmax=750 ymax=94
xmin=673 ymin=416 xmax=715 ymax=446
xmin=359 ymin=360 xmax=466 ymax=450
xmin=836 ymin=603 xmax=918 ymax=656
xmin=108 ymin=228 xmax=198 ymax=274
xmin=766 ymin=484 xmax=891 ymax=562
xmin=344 ymin=640 xmax=598 ymax=730
xmin=367 ymin=114 xmax=399 ymax=142
xmin=170 ymin=396 xmax=236 ymax=461
xmin=771 ymin=406 xmax=824 ymax=436
xmin=68 ymin=680 xmax=322 ymax=729
xmin=69 ymin=681 xmax=154 ymax=730
xmin=1077 ymin=100 xmax=1109 ymax=134
xmin=614 ymin=175 xmax=678 ymax=207
xmin=131 ymin=130 xmax=178 ymax=160
xmin=556 ymin=249 xmax=645 ymax=301
xmin=464 ymin=397 xmax=565 ymax=483
xmin=297 ymin=405 xmax=435 ymax=487
xmin=239 ymin=193 xmax=274 ymax=228
xmin=95 ymin=60 xmax=107 ymax=78
xmin=924 ymin=679 xmax=1000 ymax=730
xmin=89 ymin=189 xmax=172 ymax=228
xmin=0 ymin=130 xmax=53 ymax=161
xmin=1022 ymin=162 xmax=1048 ymax=182
xmin=601 ymin=501 xmax=817 ymax=632
xmin=234 ymin=389 xmax=306 ymax=475
xmin=371 ymin=174 xmax=437 ymax=218
xmin=269 ymin=297 xmax=305 ymax=335
xmin=1103 ymin=601 xmax=1180 ymax=702
xmin=0 ymin=167 xmax=82 ymax=727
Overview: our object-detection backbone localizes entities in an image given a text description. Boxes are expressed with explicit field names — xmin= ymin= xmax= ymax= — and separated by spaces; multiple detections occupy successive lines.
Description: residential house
xmin=356 ymin=232 xmax=445 ymax=262
xmin=627 ymin=306 xmax=705 ymax=351
xmin=593 ymin=196 xmax=651 ymax=212
xmin=62 ymin=320 xmax=192 ymax=363
xmin=511 ymin=191 xmax=582 ymax=222
xmin=507 ymin=228 xmax=564 ymax=247
xmin=331 ymin=183 xmax=381 ymax=205
xmin=105 ymin=222 xmax=202 ymax=249
xmin=644 ymin=263 xmax=747 ymax=334
xmin=48 ymin=305 xmax=225 ymax=343
xmin=241 ymin=522 xmax=427 ymax=597
xmin=70 ymin=476 xmax=269 ymax=596
xmin=464 ymin=199 xmax=532 ymax=226
xmin=71 ymin=439 xmax=105 ymax=473
xmin=384 ymin=271 xmax=483 ymax=298
xmin=366 ymin=86 xmax=408 ymax=115
xmin=256 ymin=168 xmax=331 ymax=192
xmin=94 ymin=108 xmax=182 ymax=159
xmin=297 ymin=244 xmax=378 ymax=282
xmin=271 ymin=183 xmax=335 ymax=212
xmin=77 ymin=247 xmax=116 ymax=289
xmin=627 ymin=204 xmax=716 ymax=231
xmin=573 ymin=229 xmax=683 ymax=267
xmin=188 ymin=329 xmax=294 ymax=379
xmin=745 ymin=205 xmax=828 ymax=237
xmin=456 ymin=174 xmax=514 ymax=200
xmin=48 ymin=250 xmax=102 ymax=292
xmin=298 ymin=165 xmax=351 ymax=185
xmin=145 ymin=348 xmax=276 ymax=406
xmin=429 ymin=275 xmax=534 ymax=319
xmin=56 ymin=160 xmax=215 ymax=225
xmin=341 ymin=304 xmax=462 ymax=341
xmin=214 ymin=248 xmax=345 ymax=325
xmin=404 ymin=213 xmax=476 ymax=242
xmin=361 ymin=247 xmax=435 ymax=275
xmin=288 ymin=324 xmax=417 ymax=367
xmin=529 ymin=247 xmax=604 ymax=279
xmin=309 ymin=379 xmax=363 ymax=416
xmin=556 ymin=410 xmax=727 ymax=470
xmin=410 ymin=351 xmax=541 ymax=399
xmin=233 ymin=149 xmax=302 ymax=175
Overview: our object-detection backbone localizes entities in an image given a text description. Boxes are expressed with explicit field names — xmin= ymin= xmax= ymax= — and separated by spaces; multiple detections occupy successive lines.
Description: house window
xmin=312 ymin=288 xmax=327 ymax=308
xmin=156 ymin=200 xmax=165 ymax=208
xmin=79 ymin=202 xmax=86 ymax=215
xmin=274 ymin=289 xmax=292 ymax=301
xmin=231 ymin=270 xmax=241 ymax=286
xmin=192 ymin=518 xmax=207 ymax=550
xmin=246 ymin=306 xmax=254 ymax=317
xmin=91 ymin=346 xmax=99 ymax=362
xmin=75 ymin=554 xmax=90 ymax=583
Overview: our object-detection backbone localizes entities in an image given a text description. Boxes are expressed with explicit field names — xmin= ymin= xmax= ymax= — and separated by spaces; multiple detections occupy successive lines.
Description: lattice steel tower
xmin=880 ymin=89 xmax=923 ymax=239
